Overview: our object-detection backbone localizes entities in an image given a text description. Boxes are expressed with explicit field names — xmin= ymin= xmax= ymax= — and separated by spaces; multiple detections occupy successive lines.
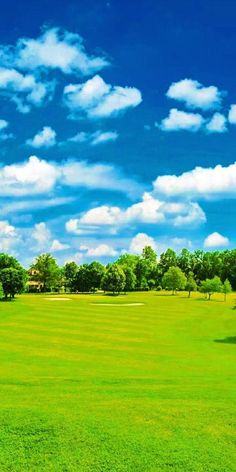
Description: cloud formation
xmin=166 ymin=78 xmax=223 ymax=110
xmin=204 ymin=232 xmax=229 ymax=248
xmin=65 ymin=192 xmax=206 ymax=235
xmin=26 ymin=126 xmax=56 ymax=148
xmin=160 ymin=108 xmax=205 ymax=132
xmin=0 ymin=155 xmax=141 ymax=197
xmin=153 ymin=161 xmax=236 ymax=199
xmin=68 ymin=129 xmax=118 ymax=145
xmin=63 ymin=74 xmax=142 ymax=119
xmin=0 ymin=27 xmax=109 ymax=76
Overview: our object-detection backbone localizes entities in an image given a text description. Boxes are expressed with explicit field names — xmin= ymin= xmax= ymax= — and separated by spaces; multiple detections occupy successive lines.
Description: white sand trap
xmin=44 ymin=297 xmax=72 ymax=301
xmin=90 ymin=303 xmax=144 ymax=306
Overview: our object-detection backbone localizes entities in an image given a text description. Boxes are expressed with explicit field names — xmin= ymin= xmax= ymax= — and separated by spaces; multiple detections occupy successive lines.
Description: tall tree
xmin=185 ymin=272 xmax=197 ymax=297
xmin=222 ymin=279 xmax=232 ymax=301
xmin=200 ymin=276 xmax=222 ymax=300
xmin=1 ymin=267 xmax=27 ymax=299
xmin=162 ymin=266 xmax=186 ymax=295
xmin=30 ymin=254 xmax=60 ymax=292
xmin=102 ymin=265 xmax=126 ymax=294
xmin=64 ymin=262 xmax=78 ymax=292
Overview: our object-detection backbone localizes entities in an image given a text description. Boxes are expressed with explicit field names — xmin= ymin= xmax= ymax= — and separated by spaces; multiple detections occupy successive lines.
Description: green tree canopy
xmin=162 ymin=266 xmax=187 ymax=295
xmin=102 ymin=265 xmax=126 ymax=294
xmin=185 ymin=272 xmax=197 ymax=297
xmin=30 ymin=254 xmax=60 ymax=292
xmin=200 ymin=276 xmax=223 ymax=300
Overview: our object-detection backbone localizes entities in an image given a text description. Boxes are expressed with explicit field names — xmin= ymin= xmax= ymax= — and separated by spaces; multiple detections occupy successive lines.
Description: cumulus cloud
xmin=0 ymin=67 xmax=54 ymax=112
xmin=0 ymin=27 xmax=108 ymax=76
xmin=68 ymin=129 xmax=118 ymax=145
xmin=63 ymin=74 xmax=142 ymax=119
xmin=204 ymin=232 xmax=229 ymax=248
xmin=129 ymin=233 xmax=156 ymax=254
xmin=65 ymin=192 xmax=205 ymax=236
xmin=228 ymin=104 xmax=236 ymax=124
xmin=50 ymin=239 xmax=70 ymax=251
xmin=160 ymin=108 xmax=205 ymax=132
xmin=0 ymin=220 xmax=16 ymax=237
xmin=0 ymin=155 xmax=140 ymax=197
xmin=205 ymin=113 xmax=227 ymax=134
xmin=26 ymin=126 xmax=56 ymax=148
xmin=80 ymin=243 xmax=118 ymax=257
xmin=166 ymin=78 xmax=223 ymax=110
xmin=153 ymin=161 xmax=236 ymax=199
xmin=32 ymin=222 xmax=51 ymax=246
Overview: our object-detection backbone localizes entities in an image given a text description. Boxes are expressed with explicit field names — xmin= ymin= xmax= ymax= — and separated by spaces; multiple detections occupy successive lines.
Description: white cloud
xmin=0 ymin=156 xmax=59 ymax=196
xmin=0 ymin=220 xmax=16 ymax=237
xmin=129 ymin=233 xmax=156 ymax=254
xmin=0 ymin=197 xmax=75 ymax=216
xmin=26 ymin=126 xmax=56 ymax=148
xmin=160 ymin=108 xmax=204 ymax=132
xmin=81 ymin=243 xmax=118 ymax=257
xmin=205 ymin=113 xmax=227 ymax=133
xmin=0 ymin=155 xmax=140 ymax=197
xmin=0 ymin=119 xmax=8 ymax=130
xmin=66 ymin=193 xmax=205 ymax=235
xmin=0 ymin=119 xmax=13 ymax=141
xmin=166 ymin=78 xmax=223 ymax=110
xmin=228 ymin=104 xmax=236 ymax=124
xmin=204 ymin=232 xmax=229 ymax=248
xmin=0 ymin=67 xmax=54 ymax=112
xmin=68 ymin=129 xmax=118 ymax=145
xmin=50 ymin=239 xmax=70 ymax=251
xmin=32 ymin=222 xmax=51 ymax=246
xmin=63 ymin=74 xmax=142 ymax=118
xmin=0 ymin=27 xmax=108 ymax=76
xmin=91 ymin=130 xmax=118 ymax=145
xmin=153 ymin=161 xmax=236 ymax=199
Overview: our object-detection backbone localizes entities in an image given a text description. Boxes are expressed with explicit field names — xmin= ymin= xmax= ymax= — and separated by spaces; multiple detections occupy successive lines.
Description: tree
xmin=159 ymin=249 xmax=177 ymax=278
xmin=200 ymin=276 xmax=222 ymax=300
xmin=122 ymin=266 xmax=136 ymax=293
xmin=30 ymin=254 xmax=60 ymax=292
xmin=88 ymin=262 xmax=105 ymax=292
xmin=185 ymin=272 xmax=197 ymax=297
xmin=177 ymin=248 xmax=192 ymax=276
xmin=0 ymin=267 xmax=27 ymax=299
xmin=162 ymin=266 xmax=187 ymax=295
xmin=64 ymin=262 xmax=78 ymax=292
xmin=222 ymin=279 xmax=232 ymax=301
xmin=74 ymin=265 xmax=91 ymax=292
xmin=102 ymin=265 xmax=126 ymax=294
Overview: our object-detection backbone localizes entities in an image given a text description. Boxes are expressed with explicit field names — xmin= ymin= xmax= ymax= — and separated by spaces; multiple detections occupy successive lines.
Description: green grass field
xmin=0 ymin=292 xmax=235 ymax=471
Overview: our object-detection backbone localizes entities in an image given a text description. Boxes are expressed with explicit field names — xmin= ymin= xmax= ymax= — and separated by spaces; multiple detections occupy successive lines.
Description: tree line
xmin=0 ymin=246 xmax=235 ymax=299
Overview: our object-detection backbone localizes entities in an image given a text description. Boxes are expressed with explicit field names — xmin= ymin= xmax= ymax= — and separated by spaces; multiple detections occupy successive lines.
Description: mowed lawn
xmin=0 ymin=292 xmax=235 ymax=472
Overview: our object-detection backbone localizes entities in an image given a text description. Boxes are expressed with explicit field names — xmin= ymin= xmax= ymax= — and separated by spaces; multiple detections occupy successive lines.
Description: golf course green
xmin=0 ymin=292 xmax=235 ymax=471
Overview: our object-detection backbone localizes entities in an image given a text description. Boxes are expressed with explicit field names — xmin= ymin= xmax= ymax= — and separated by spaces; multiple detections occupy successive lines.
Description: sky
xmin=0 ymin=0 xmax=236 ymax=266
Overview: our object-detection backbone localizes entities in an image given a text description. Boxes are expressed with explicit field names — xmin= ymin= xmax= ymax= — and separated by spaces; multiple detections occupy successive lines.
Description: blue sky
xmin=0 ymin=0 xmax=236 ymax=266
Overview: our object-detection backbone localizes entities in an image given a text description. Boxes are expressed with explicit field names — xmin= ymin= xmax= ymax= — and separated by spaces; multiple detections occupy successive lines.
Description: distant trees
xmin=1 ymin=244 xmax=236 ymax=300
xmin=162 ymin=267 xmax=187 ymax=295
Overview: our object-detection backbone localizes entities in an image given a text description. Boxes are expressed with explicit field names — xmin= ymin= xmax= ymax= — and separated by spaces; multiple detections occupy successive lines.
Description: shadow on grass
xmin=214 ymin=337 xmax=236 ymax=344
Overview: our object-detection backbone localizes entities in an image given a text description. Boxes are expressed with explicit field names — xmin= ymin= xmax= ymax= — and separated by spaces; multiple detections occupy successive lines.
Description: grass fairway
xmin=0 ymin=292 xmax=235 ymax=471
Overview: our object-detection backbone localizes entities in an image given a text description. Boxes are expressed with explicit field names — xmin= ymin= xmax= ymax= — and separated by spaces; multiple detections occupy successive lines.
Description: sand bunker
xmin=90 ymin=303 xmax=144 ymax=306
xmin=44 ymin=297 xmax=72 ymax=301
